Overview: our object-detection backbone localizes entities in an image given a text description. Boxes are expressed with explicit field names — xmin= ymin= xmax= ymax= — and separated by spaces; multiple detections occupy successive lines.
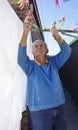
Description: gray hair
xmin=32 ymin=39 xmax=48 ymax=48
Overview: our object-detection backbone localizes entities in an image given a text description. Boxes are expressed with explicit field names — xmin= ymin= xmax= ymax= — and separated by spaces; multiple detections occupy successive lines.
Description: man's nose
xmin=37 ymin=46 xmax=41 ymax=48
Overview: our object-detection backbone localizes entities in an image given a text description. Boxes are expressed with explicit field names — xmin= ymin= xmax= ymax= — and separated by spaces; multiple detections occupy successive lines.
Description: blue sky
xmin=36 ymin=0 xmax=78 ymax=55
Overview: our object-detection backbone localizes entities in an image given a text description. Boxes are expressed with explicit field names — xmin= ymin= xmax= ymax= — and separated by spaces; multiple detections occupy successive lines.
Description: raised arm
xmin=50 ymin=21 xmax=64 ymax=44
xmin=20 ymin=16 xmax=34 ymax=47
xmin=18 ymin=16 xmax=34 ymax=75
xmin=50 ymin=22 xmax=71 ymax=69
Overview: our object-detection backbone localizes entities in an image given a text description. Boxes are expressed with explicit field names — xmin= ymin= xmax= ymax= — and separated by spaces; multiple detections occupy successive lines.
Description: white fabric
xmin=0 ymin=0 xmax=33 ymax=130
xmin=27 ymin=31 xmax=34 ymax=60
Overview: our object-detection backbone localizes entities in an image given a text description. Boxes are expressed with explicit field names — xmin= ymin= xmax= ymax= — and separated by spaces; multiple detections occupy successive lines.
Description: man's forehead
xmin=32 ymin=39 xmax=47 ymax=48
xmin=32 ymin=41 xmax=47 ymax=47
xmin=33 ymin=42 xmax=45 ymax=45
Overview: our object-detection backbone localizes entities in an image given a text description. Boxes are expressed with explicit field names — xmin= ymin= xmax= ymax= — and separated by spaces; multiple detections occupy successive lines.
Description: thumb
xmin=52 ymin=21 xmax=56 ymax=26
xmin=24 ymin=16 xmax=34 ymax=23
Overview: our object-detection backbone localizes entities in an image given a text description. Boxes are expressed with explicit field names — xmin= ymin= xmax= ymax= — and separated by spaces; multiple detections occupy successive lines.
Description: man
xmin=18 ymin=16 xmax=71 ymax=130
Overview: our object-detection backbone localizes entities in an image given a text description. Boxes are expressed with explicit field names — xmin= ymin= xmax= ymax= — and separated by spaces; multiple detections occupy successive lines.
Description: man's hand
xmin=50 ymin=21 xmax=59 ymax=37
xmin=23 ymin=16 xmax=34 ymax=35
xmin=50 ymin=22 xmax=64 ymax=44
xmin=20 ymin=16 xmax=34 ymax=47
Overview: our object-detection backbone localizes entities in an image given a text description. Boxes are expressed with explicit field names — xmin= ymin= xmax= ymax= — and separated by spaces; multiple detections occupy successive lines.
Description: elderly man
xmin=18 ymin=16 xmax=71 ymax=130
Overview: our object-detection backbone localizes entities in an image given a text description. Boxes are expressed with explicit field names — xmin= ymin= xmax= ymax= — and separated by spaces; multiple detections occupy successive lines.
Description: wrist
xmin=19 ymin=32 xmax=28 ymax=47
xmin=22 ymin=31 xmax=28 ymax=37
xmin=54 ymin=35 xmax=64 ymax=44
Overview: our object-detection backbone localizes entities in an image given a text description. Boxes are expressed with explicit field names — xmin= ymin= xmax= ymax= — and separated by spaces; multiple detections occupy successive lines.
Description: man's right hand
xmin=23 ymin=16 xmax=34 ymax=35
xmin=19 ymin=16 xmax=34 ymax=47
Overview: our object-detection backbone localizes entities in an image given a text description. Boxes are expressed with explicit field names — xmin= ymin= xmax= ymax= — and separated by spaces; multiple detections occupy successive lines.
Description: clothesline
xmin=35 ymin=29 xmax=78 ymax=33
xmin=32 ymin=28 xmax=78 ymax=38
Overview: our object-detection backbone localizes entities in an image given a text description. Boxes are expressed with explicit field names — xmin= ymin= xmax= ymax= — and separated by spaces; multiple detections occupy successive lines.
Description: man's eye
xmin=35 ymin=45 xmax=38 ymax=47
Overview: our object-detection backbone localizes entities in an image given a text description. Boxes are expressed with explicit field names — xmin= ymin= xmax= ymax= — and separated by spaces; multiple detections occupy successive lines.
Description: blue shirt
xmin=18 ymin=42 xmax=71 ymax=111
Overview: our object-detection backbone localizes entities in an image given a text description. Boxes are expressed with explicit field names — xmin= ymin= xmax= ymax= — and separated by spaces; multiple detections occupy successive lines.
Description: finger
xmin=52 ymin=21 xmax=56 ymax=26
xmin=50 ymin=25 xmax=55 ymax=33
xmin=24 ymin=16 xmax=34 ymax=23
xmin=50 ymin=21 xmax=56 ymax=31
xmin=24 ymin=21 xmax=33 ymax=30
xmin=24 ymin=18 xmax=33 ymax=27
xmin=24 ymin=20 xmax=32 ymax=26
xmin=51 ymin=21 xmax=56 ymax=29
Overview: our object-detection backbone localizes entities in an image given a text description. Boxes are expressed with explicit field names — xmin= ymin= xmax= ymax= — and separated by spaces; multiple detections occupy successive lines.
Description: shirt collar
xmin=34 ymin=58 xmax=48 ymax=66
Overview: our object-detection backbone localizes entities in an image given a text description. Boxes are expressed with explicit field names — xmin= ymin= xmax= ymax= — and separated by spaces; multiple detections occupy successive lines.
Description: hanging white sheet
xmin=0 ymin=0 xmax=33 ymax=130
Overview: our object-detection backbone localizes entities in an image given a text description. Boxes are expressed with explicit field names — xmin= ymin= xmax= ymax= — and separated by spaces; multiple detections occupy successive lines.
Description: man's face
xmin=32 ymin=42 xmax=48 ymax=57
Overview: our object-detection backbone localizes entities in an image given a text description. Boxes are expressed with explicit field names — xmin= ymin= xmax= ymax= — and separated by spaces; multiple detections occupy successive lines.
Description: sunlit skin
xmin=32 ymin=42 xmax=48 ymax=65
xmin=20 ymin=16 xmax=62 ymax=47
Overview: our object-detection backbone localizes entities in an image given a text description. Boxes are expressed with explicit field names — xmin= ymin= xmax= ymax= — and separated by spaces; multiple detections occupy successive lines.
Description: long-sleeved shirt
xmin=18 ymin=42 xmax=71 ymax=111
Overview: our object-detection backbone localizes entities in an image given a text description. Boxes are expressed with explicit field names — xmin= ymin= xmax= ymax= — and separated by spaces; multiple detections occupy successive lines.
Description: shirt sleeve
xmin=51 ymin=41 xmax=72 ymax=70
xmin=17 ymin=45 xmax=33 ymax=75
